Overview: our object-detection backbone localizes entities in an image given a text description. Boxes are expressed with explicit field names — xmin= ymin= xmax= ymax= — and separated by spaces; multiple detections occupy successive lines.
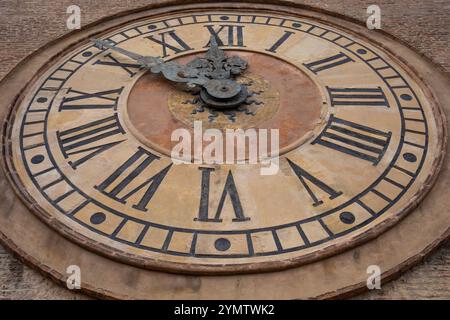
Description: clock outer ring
xmin=0 ymin=0 xmax=448 ymax=298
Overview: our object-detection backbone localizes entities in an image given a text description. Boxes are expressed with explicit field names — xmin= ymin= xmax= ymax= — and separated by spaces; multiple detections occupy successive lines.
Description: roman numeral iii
xmin=327 ymin=87 xmax=390 ymax=108
xmin=95 ymin=147 xmax=172 ymax=212
xmin=312 ymin=115 xmax=392 ymax=165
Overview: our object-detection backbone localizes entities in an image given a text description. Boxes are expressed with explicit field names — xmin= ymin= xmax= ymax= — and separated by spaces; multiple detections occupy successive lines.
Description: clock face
xmin=3 ymin=8 xmax=445 ymax=274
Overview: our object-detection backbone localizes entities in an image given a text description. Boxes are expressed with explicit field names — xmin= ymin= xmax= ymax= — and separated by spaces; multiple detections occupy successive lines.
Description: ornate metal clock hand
xmin=92 ymin=38 xmax=208 ymax=87
xmin=92 ymin=37 xmax=250 ymax=109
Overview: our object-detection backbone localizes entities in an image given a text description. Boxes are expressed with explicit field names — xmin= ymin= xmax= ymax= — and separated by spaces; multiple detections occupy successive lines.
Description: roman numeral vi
xmin=196 ymin=167 xmax=249 ymax=222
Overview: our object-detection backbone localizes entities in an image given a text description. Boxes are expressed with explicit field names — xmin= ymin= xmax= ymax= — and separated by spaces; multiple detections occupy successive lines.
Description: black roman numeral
xmin=95 ymin=147 xmax=172 ymax=212
xmin=265 ymin=31 xmax=295 ymax=53
xmin=94 ymin=53 xmax=141 ymax=77
xmin=312 ymin=115 xmax=392 ymax=165
xmin=287 ymin=159 xmax=342 ymax=207
xmin=195 ymin=167 xmax=249 ymax=223
xmin=59 ymin=87 xmax=124 ymax=111
xmin=327 ymin=87 xmax=389 ymax=108
xmin=204 ymin=25 xmax=245 ymax=47
xmin=304 ymin=52 xmax=354 ymax=74
xmin=57 ymin=114 xmax=125 ymax=169
xmin=146 ymin=30 xmax=193 ymax=57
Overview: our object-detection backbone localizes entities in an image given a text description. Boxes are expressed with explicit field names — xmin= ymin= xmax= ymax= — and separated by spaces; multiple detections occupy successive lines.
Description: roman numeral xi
xmin=146 ymin=30 xmax=193 ymax=58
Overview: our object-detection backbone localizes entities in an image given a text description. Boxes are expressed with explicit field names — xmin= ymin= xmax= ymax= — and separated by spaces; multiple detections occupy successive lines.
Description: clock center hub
xmin=125 ymin=50 xmax=326 ymax=156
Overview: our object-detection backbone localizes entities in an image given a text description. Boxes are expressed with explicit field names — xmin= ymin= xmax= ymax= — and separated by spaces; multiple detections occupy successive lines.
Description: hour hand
xmin=91 ymin=38 xmax=205 ymax=86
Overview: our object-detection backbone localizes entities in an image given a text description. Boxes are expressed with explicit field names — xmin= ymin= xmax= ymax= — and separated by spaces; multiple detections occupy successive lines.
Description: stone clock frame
xmin=0 ymin=0 xmax=448 ymax=299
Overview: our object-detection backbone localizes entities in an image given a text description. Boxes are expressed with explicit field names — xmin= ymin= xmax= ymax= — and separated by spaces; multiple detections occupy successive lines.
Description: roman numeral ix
xmin=312 ymin=115 xmax=392 ymax=165
xmin=59 ymin=87 xmax=124 ymax=111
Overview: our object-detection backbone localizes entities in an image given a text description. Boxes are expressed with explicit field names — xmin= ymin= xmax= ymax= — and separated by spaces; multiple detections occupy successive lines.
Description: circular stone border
xmin=0 ymin=0 xmax=448 ymax=299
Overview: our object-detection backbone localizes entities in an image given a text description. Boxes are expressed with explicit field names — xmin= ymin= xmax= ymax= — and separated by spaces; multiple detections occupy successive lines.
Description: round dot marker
xmin=401 ymin=94 xmax=412 ymax=101
xmin=220 ymin=16 xmax=229 ymax=20
xmin=292 ymin=22 xmax=301 ymax=28
xmin=339 ymin=211 xmax=355 ymax=224
xmin=215 ymin=238 xmax=231 ymax=251
xmin=357 ymin=49 xmax=367 ymax=54
xmin=148 ymin=25 xmax=157 ymax=30
xmin=36 ymin=97 xmax=47 ymax=103
xmin=82 ymin=51 xmax=93 ymax=57
xmin=90 ymin=212 xmax=106 ymax=225
xmin=403 ymin=152 xmax=417 ymax=163
xmin=31 ymin=155 xmax=45 ymax=164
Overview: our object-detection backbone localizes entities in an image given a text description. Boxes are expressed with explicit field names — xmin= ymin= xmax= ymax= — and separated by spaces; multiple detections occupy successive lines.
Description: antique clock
xmin=0 ymin=1 xmax=448 ymax=299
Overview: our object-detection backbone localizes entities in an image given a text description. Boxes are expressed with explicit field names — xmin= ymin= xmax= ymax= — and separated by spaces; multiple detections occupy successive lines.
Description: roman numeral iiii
xmin=312 ymin=115 xmax=392 ymax=165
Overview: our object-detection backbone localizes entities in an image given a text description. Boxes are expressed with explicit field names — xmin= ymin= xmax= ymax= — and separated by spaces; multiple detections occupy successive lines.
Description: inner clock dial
xmin=125 ymin=50 xmax=325 ymax=157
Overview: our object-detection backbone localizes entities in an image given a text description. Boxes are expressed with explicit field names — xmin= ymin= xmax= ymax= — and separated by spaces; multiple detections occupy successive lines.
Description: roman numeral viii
xmin=287 ymin=159 xmax=342 ymax=207
xmin=59 ymin=87 xmax=124 ymax=111
xmin=312 ymin=115 xmax=392 ymax=165
xmin=146 ymin=30 xmax=193 ymax=58
xmin=196 ymin=167 xmax=249 ymax=223
xmin=204 ymin=25 xmax=245 ymax=47
xmin=95 ymin=147 xmax=172 ymax=212
xmin=304 ymin=52 xmax=354 ymax=74
xmin=57 ymin=114 xmax=125 ymax=169
xmin=327 ymin=87 xmax=390 ymax=108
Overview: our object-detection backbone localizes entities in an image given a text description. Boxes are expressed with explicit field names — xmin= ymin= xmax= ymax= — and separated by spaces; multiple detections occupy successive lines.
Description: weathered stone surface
xmin=2 ymin=2 xmax=449 ymax=298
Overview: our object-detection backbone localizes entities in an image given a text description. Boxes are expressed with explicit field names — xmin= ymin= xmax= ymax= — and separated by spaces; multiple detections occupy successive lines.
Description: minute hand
xmin=91 ymin=39 xmax=207 ymax=86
